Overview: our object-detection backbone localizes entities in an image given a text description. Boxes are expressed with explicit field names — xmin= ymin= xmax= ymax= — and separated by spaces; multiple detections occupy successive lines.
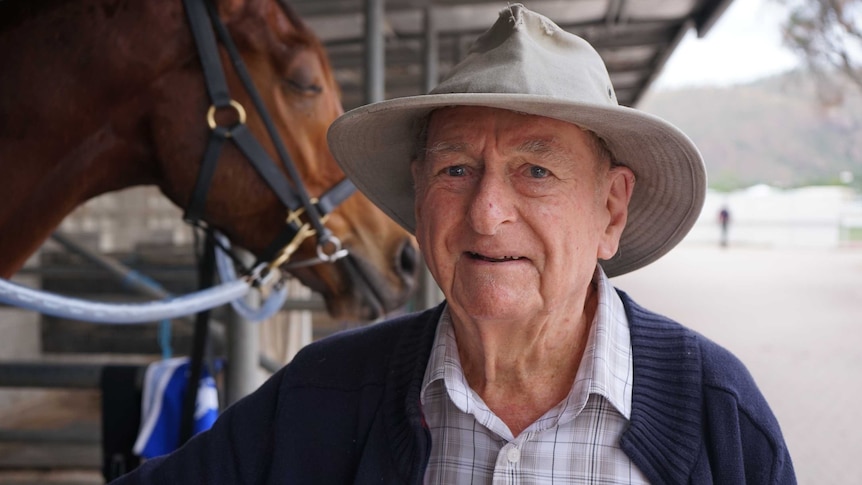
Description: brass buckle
xmin=286 ymin=198 xmax=323 ymax=227
xmin=267 ymin=198 xmax=350 ymax=270
xmin=268 ymin=223 xmax=317 ymax=272
xmin=267 ymin=199 xmax=324 ymax=271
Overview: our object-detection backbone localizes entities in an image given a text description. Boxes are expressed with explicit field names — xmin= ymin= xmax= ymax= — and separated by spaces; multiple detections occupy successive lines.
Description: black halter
xmin=180 ymin=0 xmax=355 ymax=276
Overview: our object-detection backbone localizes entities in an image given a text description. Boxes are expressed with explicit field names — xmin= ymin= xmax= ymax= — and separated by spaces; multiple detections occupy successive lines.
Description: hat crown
xmin=431 ymin=4 xmax=617 ymax=107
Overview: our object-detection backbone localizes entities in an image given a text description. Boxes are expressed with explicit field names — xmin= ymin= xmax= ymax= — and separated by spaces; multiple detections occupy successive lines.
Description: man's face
xmin=412 ymin=106 xmax=631 ymax=323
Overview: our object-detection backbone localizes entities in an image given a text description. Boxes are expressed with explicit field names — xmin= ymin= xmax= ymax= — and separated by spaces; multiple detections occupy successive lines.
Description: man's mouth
xmin=467 ymin=251 xmax=525 ymax=263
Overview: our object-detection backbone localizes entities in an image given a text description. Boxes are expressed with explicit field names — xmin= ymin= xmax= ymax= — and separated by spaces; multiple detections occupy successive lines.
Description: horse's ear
xmin=218 ymin=0 xmax=249 ymax=21
xmin=219 ymin=0 xmax=297 ymax=37
xmin=265 ymin=0 xmax=300 ymax=38
xmin=219 ymin=0 xmax=269 ymax=21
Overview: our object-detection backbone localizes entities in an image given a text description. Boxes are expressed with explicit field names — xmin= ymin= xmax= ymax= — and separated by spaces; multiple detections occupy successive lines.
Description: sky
xmin=653 ymin=0 xmax=802 ymax=89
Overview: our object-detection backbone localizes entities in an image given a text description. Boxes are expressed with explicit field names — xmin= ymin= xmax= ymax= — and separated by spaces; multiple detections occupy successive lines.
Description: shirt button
xmin=506 ymin=446 xmax=521 ymax=463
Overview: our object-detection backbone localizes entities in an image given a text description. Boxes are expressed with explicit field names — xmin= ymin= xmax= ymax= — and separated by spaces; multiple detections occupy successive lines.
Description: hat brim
xmin=328 ymin=93 xmax=706 ymax=277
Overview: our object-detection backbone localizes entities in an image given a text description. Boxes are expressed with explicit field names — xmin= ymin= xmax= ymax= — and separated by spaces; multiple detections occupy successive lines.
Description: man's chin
xmin=449 ymin=296 xmax=540 ymax=324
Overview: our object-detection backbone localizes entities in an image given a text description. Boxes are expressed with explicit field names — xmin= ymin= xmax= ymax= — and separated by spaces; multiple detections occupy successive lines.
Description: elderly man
xmin=113 ymin=4 xmax=795 ymax=484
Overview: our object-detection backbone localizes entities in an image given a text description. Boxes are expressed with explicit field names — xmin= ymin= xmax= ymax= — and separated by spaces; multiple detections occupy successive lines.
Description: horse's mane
xmin=0 ymin=0 xmax=341 ymax=94
xmin=0 ymin=0 xmax=69 ymax=32
xmin=1 ymin=1 xmax=321 ymax=40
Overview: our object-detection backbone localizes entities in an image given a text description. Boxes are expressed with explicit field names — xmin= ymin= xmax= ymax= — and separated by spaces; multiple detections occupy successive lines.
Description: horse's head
xmin=152 ymin=0 xmax=418 ymax=320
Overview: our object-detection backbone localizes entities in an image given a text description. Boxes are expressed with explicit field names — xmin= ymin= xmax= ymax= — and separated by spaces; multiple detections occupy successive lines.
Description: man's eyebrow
xmin=515 ymin=138 xmax=568 ymax=164
xmin=517 ymin=138 xmax=555 ymax=153
xmin=424 ymin=141 xmax=470 ymax=158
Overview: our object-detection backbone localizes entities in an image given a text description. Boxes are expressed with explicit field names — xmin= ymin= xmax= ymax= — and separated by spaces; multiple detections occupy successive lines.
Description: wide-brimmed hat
xmin=328 ymin=4 xmax=706 ymax=277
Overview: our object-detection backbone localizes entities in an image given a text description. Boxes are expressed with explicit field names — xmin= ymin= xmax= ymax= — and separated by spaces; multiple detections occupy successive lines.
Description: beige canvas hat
xmin=328 ymin=4 xmax=706 ymax=277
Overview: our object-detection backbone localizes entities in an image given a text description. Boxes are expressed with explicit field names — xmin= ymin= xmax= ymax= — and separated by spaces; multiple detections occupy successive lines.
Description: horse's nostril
xmin=398 ymin=239 xmax=419 ymax=277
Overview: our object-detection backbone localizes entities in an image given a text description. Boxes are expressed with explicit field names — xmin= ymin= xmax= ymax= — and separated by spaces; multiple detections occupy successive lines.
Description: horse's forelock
xmin=275 ymin=0 xmax=306 ymax=31
xmin=274 ymin=0 xmax=340 ymax=94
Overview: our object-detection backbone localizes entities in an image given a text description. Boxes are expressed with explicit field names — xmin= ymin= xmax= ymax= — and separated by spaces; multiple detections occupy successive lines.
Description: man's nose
xmin=466 ymin=171 xmax=516 ymax=235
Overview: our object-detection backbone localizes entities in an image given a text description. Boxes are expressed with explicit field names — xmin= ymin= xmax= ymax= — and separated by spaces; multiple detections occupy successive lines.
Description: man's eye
xmin=445 ymin=166 xmax=466 ymax=177
xmin=529 ymin=165 xmax=549 ymax=178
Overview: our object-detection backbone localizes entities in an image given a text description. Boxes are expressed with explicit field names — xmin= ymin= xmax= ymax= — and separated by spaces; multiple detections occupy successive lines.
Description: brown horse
xmin=0 ymin=0 xmax=418 ymax=321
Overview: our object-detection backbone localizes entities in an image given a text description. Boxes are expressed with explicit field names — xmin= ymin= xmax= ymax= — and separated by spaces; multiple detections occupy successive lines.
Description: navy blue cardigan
xmin=113 ymin=291 xmax=796 ymax=484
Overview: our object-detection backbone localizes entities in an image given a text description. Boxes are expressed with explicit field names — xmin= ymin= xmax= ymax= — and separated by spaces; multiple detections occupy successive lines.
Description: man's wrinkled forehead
xmin=418 ymin=106 xmax=608 ymax=164
xmin=423 ymin=137 xmax=572 ymax=167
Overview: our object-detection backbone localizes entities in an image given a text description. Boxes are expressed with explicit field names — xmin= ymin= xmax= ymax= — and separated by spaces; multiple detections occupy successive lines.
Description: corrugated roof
xmin=292 ymin=0 xmax=733 ymax=109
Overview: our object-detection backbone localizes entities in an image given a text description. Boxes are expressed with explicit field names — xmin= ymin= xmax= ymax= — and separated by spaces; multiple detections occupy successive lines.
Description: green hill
xmin=638 ymin=71 xmax=862 ymax=191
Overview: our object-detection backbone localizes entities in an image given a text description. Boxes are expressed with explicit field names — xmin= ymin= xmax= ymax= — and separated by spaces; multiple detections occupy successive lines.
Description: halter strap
xmin=256 ymin=178 xmax=356 ymax=268
xmin=181 ymin=0 xmax=356 ymax=271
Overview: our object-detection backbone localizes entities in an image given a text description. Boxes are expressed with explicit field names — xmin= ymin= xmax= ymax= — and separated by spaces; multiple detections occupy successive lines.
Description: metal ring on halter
xmin=206 ymin=99 xmax=247 ymax=131
xmin=245 ymin=261 xmax=282 ymax=289
xmin=316 ymin=234 xmax=348 ymax=263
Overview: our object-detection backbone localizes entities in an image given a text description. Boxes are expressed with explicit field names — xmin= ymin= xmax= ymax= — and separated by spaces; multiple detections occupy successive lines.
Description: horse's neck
xmin=0 ymin=121 xmax=160 ymax=274
xmin=0 ymin=0 xmax=189 ymax=276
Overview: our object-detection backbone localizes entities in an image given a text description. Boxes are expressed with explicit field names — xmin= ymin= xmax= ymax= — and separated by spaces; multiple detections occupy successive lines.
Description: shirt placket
xmin=492 ymin=440 xmax=523 ymax=485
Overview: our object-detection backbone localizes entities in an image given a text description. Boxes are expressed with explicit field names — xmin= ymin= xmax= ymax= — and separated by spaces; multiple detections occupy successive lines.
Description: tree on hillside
xmin=779 ymin=0 xmax=861 ymax=104
xmin=780 ymin=0 xmax=861 ymax=187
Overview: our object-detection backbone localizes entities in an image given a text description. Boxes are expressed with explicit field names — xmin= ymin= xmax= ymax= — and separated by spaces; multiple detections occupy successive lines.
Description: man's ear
xmin=597 ymin=166 xmax=635 ymax=260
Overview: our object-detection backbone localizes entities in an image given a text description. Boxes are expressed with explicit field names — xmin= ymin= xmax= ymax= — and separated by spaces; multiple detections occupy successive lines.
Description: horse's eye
xmin=285 ymin=79 xmax=322 ymax=96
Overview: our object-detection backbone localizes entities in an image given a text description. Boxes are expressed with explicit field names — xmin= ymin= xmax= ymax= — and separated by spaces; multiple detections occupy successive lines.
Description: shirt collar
xmin=420 ymin=265 xmax=634 ymax=423
xmin=579 ymin=265 xmax=634 ymax=418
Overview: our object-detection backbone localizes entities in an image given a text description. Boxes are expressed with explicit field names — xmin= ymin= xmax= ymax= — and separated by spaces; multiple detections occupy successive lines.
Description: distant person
xmin=112 ymin=5 xmax=795 ymax=484
xmin=719 ymin=205 xmax=732 ymax=247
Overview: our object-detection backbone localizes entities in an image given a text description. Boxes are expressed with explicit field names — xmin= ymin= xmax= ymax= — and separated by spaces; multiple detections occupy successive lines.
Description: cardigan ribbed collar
xmin=617 ymin=290 xmax=703 ymax=484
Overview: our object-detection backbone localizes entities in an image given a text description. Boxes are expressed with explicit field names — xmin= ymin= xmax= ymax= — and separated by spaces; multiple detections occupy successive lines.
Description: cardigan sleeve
xmin=700 ymin=337 xmax=797 ymax=485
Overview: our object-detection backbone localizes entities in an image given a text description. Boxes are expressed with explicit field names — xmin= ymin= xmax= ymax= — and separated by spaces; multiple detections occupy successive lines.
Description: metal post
xmin=283 ymin=279 xmax=313 ymax=362
xmin=415 ymin=256 xmax=443 ymax=311
xmin=423 ymin=6 xmax=439 ymax=93
xmin=0 ymin=362 xmax=145 ymax=389
xmin=454 ymin=34 xmax=464 ymax=64
xmin=410 ymin=7 xmax=444 ymax=311
xmin=364 ymin=0 xmax=385 ymax=103
xmin=51 ymin=232 xmax=169 ymax=300
xmin=225 ymin=254 xmax=260 ymax=405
